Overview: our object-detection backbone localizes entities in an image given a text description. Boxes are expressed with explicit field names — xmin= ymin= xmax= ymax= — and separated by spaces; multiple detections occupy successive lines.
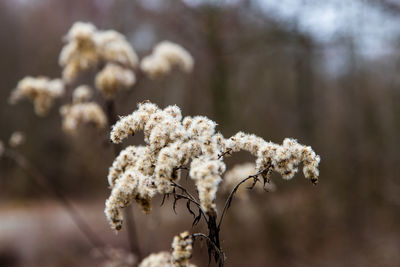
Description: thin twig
xmin=173 ymin=193 xmax=209 ymax=223
xmin=4 ymin=149 xmax=110 ymax=260
xmin=217 ymin=148 xmax=232 ymax=160
xmin=191 ymin=233 xmax=225 ymax=259
xmin=170 ymin=180 xmax=209 ymax=224
xmin=217 ymin=165 xmax=271 ymax=229
xmin=170 ymin=180 xmax=199 ymax=202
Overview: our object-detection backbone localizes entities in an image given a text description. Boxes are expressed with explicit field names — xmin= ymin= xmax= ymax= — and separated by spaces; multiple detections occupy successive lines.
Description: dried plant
xmin=72 ymin=85 xmax=93 ymax=103
xmin=95 ymin=63 xmax=136 ymax=99
xmin=6 ymin=19 xmax=320 ymax=267
xmin=140 ymin=41 xmax=194 ymax=78
xmin=9 ymin=76 xmax=65 ymax=116
xmin=171 ymin=231 xmax=194 ymax=267
xmin=105 ymin=101 xmax=320 ymax=266
xmin=59 ymin=22 xmax=138 ymax=83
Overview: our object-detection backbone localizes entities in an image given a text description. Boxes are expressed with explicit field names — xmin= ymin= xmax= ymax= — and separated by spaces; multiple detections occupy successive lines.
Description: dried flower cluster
xmin=171 ymin=231 xmax=193 ymax=267
xmin=59 ymin=22 xmax=138 ymax=83
xmin=11 ymin=23 xmax=195 ymax=122
xmin=105 ymin=101 xmax=320 ymax=231
xmin=72 ymin=85 xmax=93 ymax=103
xmin=60 ymin=86 xmax=107 ymax=134
xmin=140 ymin=41 xmax=194 ymax=78
xmin=9 ymin=76 xmax=65 ymax=116
xmin=9 ymin=131 xmax=26 ymax=148
xmin=95 ymin=63 xmax=136 ymax=99
xmin=225 ymin=133 xmax=320 ymax=182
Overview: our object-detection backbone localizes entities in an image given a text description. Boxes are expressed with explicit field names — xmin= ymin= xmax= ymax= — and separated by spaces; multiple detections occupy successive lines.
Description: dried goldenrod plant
xmin=105 ymin=101 xmax=320 ymax=266
xmin=59 ymin=22 xmax=138 ymax=84
xmin=7 ymin=19 xmax=320 ymax=267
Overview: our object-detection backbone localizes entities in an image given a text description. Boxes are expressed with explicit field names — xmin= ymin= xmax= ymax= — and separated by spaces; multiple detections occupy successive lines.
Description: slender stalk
xmin=105 ymin=99 xmax=142 ymax=261
xmin=4 ymin=149 xmax=109 ymax=259
xmin=218 ymin=166 xmax=271 ymax=229
xmin=170 ymin=180 xmax=223 ymax=266
xmin=207 ymin=213 xmax=223 ymax=267
xmin=191 ymin=233 xmax=224 ymax=260
xmin=170 ymin=180 xmax=199 ymax=202
xmin=172 ymin=193 xmax=209 ymax=223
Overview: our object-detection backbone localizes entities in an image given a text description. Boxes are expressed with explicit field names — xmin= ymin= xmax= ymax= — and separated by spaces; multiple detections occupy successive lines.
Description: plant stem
xmin=207 ymin=213 xmax=223 ymax=267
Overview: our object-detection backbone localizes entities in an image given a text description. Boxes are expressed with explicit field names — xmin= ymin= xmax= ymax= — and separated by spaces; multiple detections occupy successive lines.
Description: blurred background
xmin=1 ymin=0 xmax=400 ymax=266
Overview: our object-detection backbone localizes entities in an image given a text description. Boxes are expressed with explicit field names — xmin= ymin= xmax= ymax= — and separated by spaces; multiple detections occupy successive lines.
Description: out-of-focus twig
xmin=3 ymin=148 xmax=109 ymax=259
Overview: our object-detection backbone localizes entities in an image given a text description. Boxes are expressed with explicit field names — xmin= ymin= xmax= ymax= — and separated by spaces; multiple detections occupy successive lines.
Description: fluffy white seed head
xmin=72 ymin=85 xmax=92 ymax=103
xmin=95 ymin=30 xmax=139 ymax=68
xmin=59 ymin=22 xmax=98 ymax=83
xmin=105 ymin=168 xmax=157 ymax=230
xmin=95 ymin=63 xmax=136 ymax=99
xmin=226 ymin=132 xmax=321 ymax=184
xmin=190 ymin=158 xmax=225 ymax=212
xmin=105 ymin=101 xmax=320 ymax=231
xmin=65 ymin=21 xmax=97 ymax=43
xmin=172 ymin=231 xmax=193 ymax=267
xmin=10 ymin=76 xmax=65 ymax=116
xmin=9 ymin=132 xmax=26 ymax=148
xmin=138 ymin=231 xmax=196 ymax=267
xmin=140 ymin=41 xmax=194 ymax=78
xmin=110 ymin=102 xmax=160 ymax=144
xmin=60 ymin=102 xmax=107 ymax=135
xmin=59 ymin=22 xmax=138 ymax=83
xmin=256 ymin=138 xmax=320 ymax=183
xmin=108 ymin=145 xmax=148 ymax=187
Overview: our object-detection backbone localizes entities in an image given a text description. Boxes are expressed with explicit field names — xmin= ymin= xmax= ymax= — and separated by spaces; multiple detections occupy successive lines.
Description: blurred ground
xmin=1 ymin=188 xmax=399 ymax=267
